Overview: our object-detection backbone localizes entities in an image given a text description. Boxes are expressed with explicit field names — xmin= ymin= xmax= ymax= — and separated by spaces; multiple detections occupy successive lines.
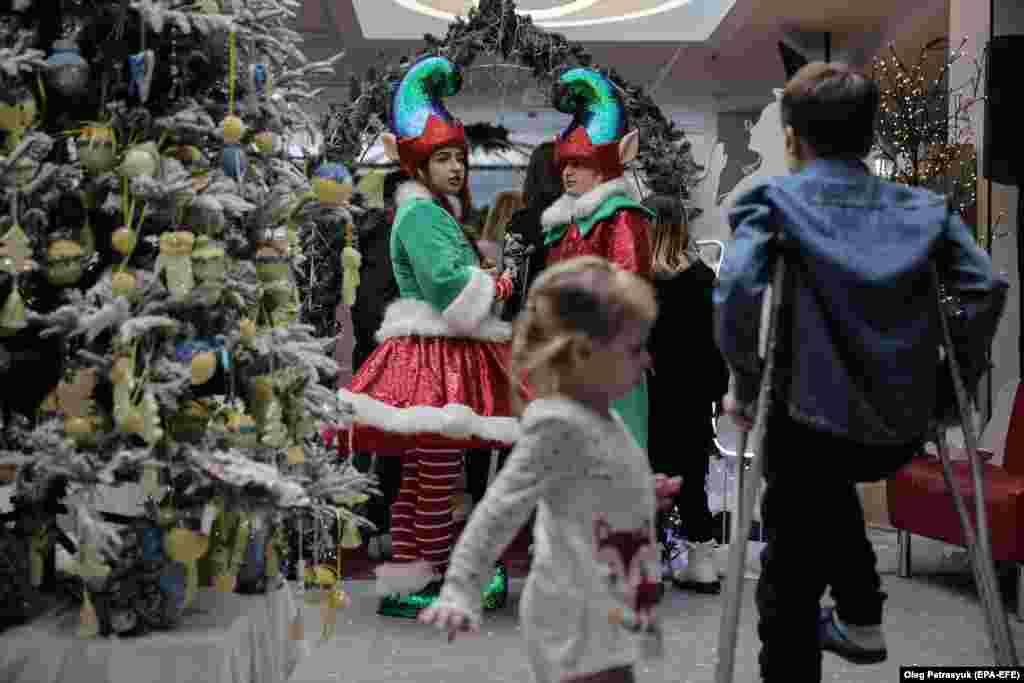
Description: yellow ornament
xmin=253 ymin=131 xmax=276 ymax=154
xmin=165 ymin=528 xmax=210 ymax=609
xmin=110 ymin=271 xmax=137 ymax=298
xmin=111 ymin=226 xmax=137 ymax=255
xmin=109 ymin=356 xmax=133 ymax=385
xmin=221 ymin=116 xmax=245 ymax=144
xmin=64 ymin=416 xmax=94 ymax=437
xmin=0 ymin=90 xmax=36 ymax=133
xmin=190 ymin=351 xmax=217 ymax=385
xmin=121 ymin=409 xmax=145 ymax=436
xmin=238 ymin=318 xmax=257 ymax=343
xmin=46 ymin=240 xmax=85 ymax=286
xmin=286 ymin=445 xmax=305 ymax=465
xmin=214 ymin=574 xmax=237 ymax=593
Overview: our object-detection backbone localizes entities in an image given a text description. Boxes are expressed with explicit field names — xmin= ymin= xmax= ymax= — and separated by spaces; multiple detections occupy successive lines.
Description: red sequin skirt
xmin=335 ymin=335 xmax=521 ymax=455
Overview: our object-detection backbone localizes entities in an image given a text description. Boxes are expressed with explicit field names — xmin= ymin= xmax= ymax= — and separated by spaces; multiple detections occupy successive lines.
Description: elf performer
xmin=541 ymin=67 xmax=654 ymax=448
xmin=334 ymin=56 xmax=519 ymax=618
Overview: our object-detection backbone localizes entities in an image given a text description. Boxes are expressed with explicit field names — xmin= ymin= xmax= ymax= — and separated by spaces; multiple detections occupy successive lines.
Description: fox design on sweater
xmin=593 ymin=515 xmax=660 ymax=613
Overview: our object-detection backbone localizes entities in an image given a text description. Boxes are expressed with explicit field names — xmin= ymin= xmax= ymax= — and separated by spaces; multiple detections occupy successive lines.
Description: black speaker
xmin=982 ymin=35 xmax=1024 ymax=185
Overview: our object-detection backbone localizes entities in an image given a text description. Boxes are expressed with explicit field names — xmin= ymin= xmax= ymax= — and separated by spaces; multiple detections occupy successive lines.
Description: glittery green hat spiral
xmin=552 ymin=68 xmax=627 ymax=177
xmin=390 ymin=56 xmax=467 ymax=175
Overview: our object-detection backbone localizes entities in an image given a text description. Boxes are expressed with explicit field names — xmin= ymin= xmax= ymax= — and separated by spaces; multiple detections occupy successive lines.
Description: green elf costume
xmin=541 ymin=67 xmax=655 ymax=449
xmin=334 ymin=56 xmax=518 ymax=617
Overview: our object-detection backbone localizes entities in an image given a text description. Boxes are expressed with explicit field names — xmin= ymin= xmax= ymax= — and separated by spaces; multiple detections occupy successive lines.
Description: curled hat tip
xmin=390 ymin=55 xmax=464 ymax=139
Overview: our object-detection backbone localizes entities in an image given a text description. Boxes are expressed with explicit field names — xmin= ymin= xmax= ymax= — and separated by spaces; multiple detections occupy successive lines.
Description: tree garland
xmin=321 ymin=0 xmax=701 ymax=197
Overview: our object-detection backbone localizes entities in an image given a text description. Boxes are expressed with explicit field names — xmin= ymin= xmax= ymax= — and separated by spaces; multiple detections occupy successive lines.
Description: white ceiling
xmin=297 ymin=0 xmax=950 ymax=104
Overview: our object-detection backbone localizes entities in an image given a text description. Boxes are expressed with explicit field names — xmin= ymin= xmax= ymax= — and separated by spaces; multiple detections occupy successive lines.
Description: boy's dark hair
xmin=781 ymin=62 xmax=879 ymax=159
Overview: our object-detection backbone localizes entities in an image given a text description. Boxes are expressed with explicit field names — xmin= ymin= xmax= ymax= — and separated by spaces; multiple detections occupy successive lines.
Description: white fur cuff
xmin=443 ymin=267 xmax=496 ymax=336
xmin=375 ymin=298 xmax=512 ymax=342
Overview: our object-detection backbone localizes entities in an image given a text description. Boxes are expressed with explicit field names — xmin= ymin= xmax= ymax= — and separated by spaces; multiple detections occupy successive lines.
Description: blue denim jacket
xmin=714 ymin=158 xmax=1008 ymax=445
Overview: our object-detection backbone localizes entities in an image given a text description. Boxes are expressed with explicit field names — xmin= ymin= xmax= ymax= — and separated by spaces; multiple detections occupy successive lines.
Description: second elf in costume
xmin=336 ymin=56 xmax=518 ymax=617
xmin=541 ymin=67 xmax=654 ymax=449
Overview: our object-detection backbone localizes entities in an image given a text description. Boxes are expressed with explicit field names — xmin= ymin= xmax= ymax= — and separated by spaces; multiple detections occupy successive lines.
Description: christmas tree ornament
xmin=221 ymin=115 xmax=245 ymax=144
xmin=248 ymin=63 xmax=270 ymax=99
xmin=111 ymin=270 xmax=137 ymax=298
xmin=0 ymin=85 xmax=37 ymax=152
xmin=254 ymin=241 xmax=293 ymax=319
xmin=238 ymin=318 xmax=257 ymax=343
xmin=0 ymin=224 xmax=32 ymax=335
xmin=222 ymin=143 xmax=246 ymax=180
xmin=156 ymin=230 xmax=195 ymax=300
xmin=312 ymin=162 xmax=354 ymax=208
xmin=45 ymin=239 xmax=85 ymax=286
xmin=111 ymin=226 xmax=137 ymax=256
xmin=172 ymin=145 xmax=203 ymax=165
xmin=78 ymin=126 xmax=118 ymax=174
xmin=225 ymin=412 xmax=259 ymax=448
xmin=341 ymin=222 xmax=361 ymax=306
xmin=190 ymin=351 xmax=217 ymax=385
xmin=0 ymin=85 xmax=36 ymax=133
xmin=285 ymin=445 xmax=305 ymax=465
xmin=120 ymin=142 xmax=160 ymax=179
xmin=186 ymin=196 xmax=225 ymax=237
xmin=163 ymin=528 xmax=209 ymax=609
xmin=253 ymin=131 xmax=276 ymax=154
xmin=191 ymin=236 xmax=227 ymax=299
xmin=128 ymin=50 xmax=156 ymax=103
xmin=45 ymin=39 xmax=90 ymax=98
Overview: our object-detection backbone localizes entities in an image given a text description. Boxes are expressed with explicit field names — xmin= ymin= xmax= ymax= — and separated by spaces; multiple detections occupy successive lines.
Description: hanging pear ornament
xmin=78 ymin=125 xmax=118 ymax=175
xmin=156 ymin=230 xmax=196 ymax=300
xmin=120 ymin=142 xmax=161 ymax=179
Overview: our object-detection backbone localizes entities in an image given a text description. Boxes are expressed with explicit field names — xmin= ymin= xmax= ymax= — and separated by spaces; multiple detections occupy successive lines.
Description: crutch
xmin=929 ymin=263 xmax=1018 ymax=666
xmin=715 ymin=237 xmax=789 ymax=683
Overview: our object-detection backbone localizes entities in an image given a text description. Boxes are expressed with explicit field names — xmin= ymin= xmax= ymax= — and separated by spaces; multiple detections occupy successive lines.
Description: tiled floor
xmin=289 ymin=529 xmax=1024 ymax=682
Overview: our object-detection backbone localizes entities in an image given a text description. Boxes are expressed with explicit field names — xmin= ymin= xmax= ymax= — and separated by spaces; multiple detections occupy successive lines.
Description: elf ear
xmin=619 ymin=129 xmax=639 ymax=165
xmin=381 ymin=133 xmax=400 ymax=162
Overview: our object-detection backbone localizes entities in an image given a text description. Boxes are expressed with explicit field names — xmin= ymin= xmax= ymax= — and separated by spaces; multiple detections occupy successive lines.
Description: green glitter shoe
xmin=377 ymin=579 xmax=442 ymax=618
xmin=482 ymin=563 xmax=508 ymax=611
xmin=376 ymin=565 xmax=509 ymax=618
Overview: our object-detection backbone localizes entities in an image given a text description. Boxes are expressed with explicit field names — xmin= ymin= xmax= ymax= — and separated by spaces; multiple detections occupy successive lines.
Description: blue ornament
xmin=174 ymin=337 xmax=230 ymax=372
xmin=313 ymin=162 xmax=352 ymax=185
xmin=222 ymin=144 xmax=247 ymax=179
xmin=159 ymin=564 xmax=187 ymax=611
xmin=45 ymin=40 xmax=90 ymax=97
xmin=250 ymin=64 xmax=268 ymax=98
xmin=140 ymin=526 xmax=164 ymax=563
xmin=128 ymin=50 xmax=155 ymax=103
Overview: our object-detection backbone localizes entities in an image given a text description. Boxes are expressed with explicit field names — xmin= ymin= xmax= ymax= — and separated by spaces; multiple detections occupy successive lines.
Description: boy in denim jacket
xmin=715 ymin=62 xmax=1007 ymax=682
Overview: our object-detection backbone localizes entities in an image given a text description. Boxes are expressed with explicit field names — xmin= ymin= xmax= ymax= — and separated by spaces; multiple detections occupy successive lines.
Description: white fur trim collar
xmin=375 ymin=298 xmax=512 ymax=343
xmin=394 ymin=179 xmax=462 ymax=221
xmin=540 ymin=176 xmax=639 ymax=230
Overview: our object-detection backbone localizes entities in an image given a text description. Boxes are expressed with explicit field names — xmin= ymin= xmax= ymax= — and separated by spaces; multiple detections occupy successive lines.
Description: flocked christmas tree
xmin=0 ymin=0 xmax=374 ymax=637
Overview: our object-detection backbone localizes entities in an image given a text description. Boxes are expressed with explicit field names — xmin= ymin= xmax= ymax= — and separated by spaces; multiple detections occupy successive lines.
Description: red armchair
xmin=887 ymin=383 xmax=1024 ymax=619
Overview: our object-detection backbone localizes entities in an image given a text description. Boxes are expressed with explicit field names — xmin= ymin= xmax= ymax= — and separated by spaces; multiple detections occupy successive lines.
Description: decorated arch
xmin=300 ymin=0 xmax=702 ymax=336
xmin=323 ymin=0 xmax=699 ymax=194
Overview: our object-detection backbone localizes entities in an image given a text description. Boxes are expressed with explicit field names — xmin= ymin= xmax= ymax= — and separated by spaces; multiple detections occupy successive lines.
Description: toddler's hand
xmin=419 ymin=604 xmax=478 ymax=642
xmin=654 ymin=474 xmax=681 ymax=510
xmin=723 ymin=393 xmax=755 ymax=432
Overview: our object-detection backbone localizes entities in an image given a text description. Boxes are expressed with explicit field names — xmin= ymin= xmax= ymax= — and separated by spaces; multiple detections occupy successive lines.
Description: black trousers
xmin=650 ymin=438 xmax=717 ymax=544
xmin=755 ymin=410 xmax=917 ymax=682
xmin=354 ymin=453 xmax=403 ymax=534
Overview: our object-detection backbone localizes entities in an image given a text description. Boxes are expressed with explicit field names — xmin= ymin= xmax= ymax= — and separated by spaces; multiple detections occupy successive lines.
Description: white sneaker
xmin=672 ymin=540 xmax=721 ymax=594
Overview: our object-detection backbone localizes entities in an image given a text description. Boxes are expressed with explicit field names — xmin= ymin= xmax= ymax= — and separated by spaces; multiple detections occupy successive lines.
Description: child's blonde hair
xmin=510 ymin=256 xmax=657 ymax=413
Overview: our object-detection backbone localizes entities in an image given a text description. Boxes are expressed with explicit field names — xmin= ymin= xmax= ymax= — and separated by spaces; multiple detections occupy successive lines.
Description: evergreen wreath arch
xmin=300 ymin=0 xmax=703 ymax=338
xmin=322 ymin=0 xmax=701 ymax=197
